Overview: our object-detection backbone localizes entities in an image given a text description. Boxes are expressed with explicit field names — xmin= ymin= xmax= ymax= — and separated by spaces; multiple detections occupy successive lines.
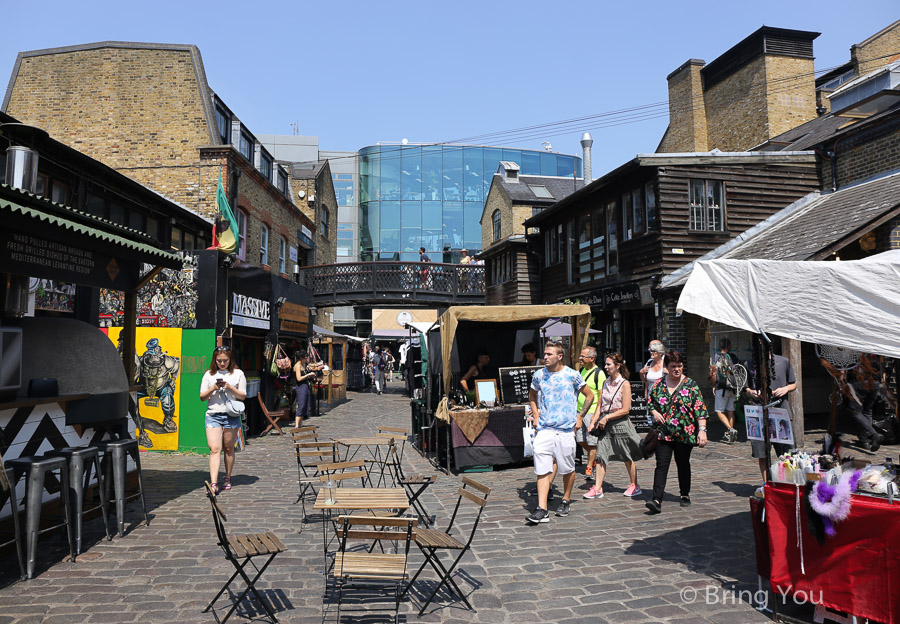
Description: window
xmin=259 ymin=223 xmax=269 ymax=265
xmin=279 ymin=237 xmax=286 ymax=273
xmin=575 ymin=214 xmax=592 ymax=284
xmin=689 ymin=179 xmax=725 ymax=231
xmin=171 ymin=226 xmax=183 ymax=250
xmin=146 ymin=216 xmax=160 ymax=241
xmin=333 ymin=173 xmax=354 ymax=206
xmin=184 ymin=231 xmax=195 ymax=250
xmin=632 ymin=188 xmax=644 ymax=234
xmin=492 ymin=209 xmax=501 ymax=242
xmin=606 ymin=200 xmax=618 ymax=275
xmin=215 ymin=105 xmax=231 ymax=144
xmin=528 ymin=184 xmax=553 ymax=199
xmin=621 ymin=193 xmax=633 ymax=241
xmin=239 ymin=130 xmax=253 ymax=161
xmin=277 ymin=169 xmax=288 ymax=195
xmin=591 ymin=209 xmax=606 ymax=280
xmin=320 ymin=208 xmax=329 ymax=238
xmin=645 ymin=181 xmax=659 ymax=230
xmin=260 ymin=152 xmax=273 ymax=181
xmin=237 ymin=209 xmax=248 ymax=260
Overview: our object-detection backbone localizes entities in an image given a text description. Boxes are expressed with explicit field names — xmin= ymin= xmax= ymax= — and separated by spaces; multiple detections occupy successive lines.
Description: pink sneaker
xmin=583 ymin=485 xmax=604 ymax=499
xmin=623 ymin=485 xmax=642 ymax=497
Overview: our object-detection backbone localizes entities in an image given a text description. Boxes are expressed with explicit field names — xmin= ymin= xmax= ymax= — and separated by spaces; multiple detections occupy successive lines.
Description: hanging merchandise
xmin=275 ymin=343 xmax=292 ymax=373
xmin=805 ymin=469 xmax=862 ymax=544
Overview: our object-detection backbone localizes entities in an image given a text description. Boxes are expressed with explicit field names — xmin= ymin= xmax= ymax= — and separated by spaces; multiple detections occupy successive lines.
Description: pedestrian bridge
xmin=297 ymin=261 xmax=485 ymax=307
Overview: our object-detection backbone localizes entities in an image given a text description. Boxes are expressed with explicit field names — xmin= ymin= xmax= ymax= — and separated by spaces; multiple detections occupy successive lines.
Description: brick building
xmin=1 ymin=41 xmax=318 ymax=275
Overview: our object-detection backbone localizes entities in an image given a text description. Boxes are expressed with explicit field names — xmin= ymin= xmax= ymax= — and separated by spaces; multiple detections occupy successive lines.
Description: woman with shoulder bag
xmin=199 ymin=346 xmax=247 ymax=495
xmin=293 ymin=350 xmax=322 ymax=427
xmin=584 ymin=353 xmax=644 ymax=499
xmin=645 ymin=350 xmax=709 ymax=514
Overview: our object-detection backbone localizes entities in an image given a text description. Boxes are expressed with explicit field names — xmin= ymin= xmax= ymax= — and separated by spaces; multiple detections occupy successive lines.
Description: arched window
xmin=492 ymin=209 xmax=501 ymax=242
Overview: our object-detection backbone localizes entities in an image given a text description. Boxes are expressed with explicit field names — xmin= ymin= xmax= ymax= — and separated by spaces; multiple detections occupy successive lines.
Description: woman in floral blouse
xmin=645 ymin=350 xmax=708 ymax=514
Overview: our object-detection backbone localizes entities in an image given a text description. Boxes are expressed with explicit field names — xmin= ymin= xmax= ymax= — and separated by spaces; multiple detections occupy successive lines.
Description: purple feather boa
xmin=808 ymin=470 xmax=861 ymax=537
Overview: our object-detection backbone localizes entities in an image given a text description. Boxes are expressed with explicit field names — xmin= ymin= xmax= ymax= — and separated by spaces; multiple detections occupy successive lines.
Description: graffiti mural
xmin=30 ymin=278 xmax=76 ymax=313
xmin=108 ymin=327 xmax=182 ymax=450
xmin=100 ymin=254 xmax=199 ymax=328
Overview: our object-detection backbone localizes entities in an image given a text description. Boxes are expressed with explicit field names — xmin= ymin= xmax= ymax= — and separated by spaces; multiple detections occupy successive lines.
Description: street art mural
xmin=108 ymin=327 xmax=182 ymax=450
xmin=99 ymin=254 xmax=199 ymax=328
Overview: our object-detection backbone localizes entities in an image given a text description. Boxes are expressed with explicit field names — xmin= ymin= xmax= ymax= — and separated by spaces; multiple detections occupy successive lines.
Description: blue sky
xmin=1 ymin=2 xmax=897 ymax=174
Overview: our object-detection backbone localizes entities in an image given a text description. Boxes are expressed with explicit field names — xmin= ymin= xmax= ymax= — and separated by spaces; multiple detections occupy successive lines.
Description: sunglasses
xmin=215 ymin=345 xmax=231 ymax=352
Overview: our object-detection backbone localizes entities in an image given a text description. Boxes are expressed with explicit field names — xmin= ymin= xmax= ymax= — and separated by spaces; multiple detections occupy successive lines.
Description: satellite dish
xmin=297 ymin=190 xmax=306 ymax=199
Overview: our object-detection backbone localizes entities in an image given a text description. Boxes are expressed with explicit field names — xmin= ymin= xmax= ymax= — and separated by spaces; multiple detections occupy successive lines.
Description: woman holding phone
xmin=200 ymin=345 xmax=247 ymax=495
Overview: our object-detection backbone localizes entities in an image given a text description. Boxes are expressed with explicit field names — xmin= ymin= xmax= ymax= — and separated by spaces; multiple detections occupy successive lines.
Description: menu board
xmin=629 ymin=381 xmax=650 ymax=432
xmin=498 ymin=366 xmax=542 ymax=405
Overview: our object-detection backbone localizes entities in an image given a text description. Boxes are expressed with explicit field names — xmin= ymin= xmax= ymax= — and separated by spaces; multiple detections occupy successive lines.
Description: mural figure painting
xmin=138 ymin=338 xmax=181 ymax=434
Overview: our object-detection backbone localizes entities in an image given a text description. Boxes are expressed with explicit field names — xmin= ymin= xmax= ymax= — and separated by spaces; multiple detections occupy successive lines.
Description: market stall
xmin=677 ymin=251 xmax=900 ymax=622
xmin=312 ymin=324 xmax=349 ymax=406
xmin=432 ymin=305 xmax=592 ymax=472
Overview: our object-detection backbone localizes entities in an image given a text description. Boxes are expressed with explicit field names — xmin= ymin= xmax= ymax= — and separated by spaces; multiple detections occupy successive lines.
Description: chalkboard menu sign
xmin=629 ymin=381 xmax=650 ymax=432
xmin=498 ymin=366 xmax=542 ymax=405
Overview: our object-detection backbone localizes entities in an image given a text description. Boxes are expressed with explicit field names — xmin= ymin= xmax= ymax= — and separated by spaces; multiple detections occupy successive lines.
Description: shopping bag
xmin=523 ymin=420 xmax=535 ymax=458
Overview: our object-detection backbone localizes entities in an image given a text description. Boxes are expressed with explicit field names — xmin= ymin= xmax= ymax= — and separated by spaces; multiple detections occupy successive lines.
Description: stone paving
xmin=0 ymin=381 xmax=895 ymax=623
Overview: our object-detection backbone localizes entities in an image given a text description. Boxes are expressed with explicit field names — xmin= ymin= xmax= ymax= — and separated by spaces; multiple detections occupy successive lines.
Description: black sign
xmin=0 ymin=229 xmax=140 ymax=290
xmin=629 ymin=381 xmax=651 ymax=432
xmin=498 ymin=366 xmax=542 ymax=405
xmin=582 ymin=283 xmax=643 ymax=310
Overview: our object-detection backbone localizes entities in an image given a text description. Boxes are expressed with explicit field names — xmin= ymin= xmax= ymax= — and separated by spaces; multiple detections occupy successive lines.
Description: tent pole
xmin=757 ymin=333 xmax=774 ymax=483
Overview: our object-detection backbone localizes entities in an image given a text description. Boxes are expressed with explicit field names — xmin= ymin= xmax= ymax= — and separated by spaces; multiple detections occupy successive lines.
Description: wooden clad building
xmin=524 ymin=151 xmax=820 ymax=371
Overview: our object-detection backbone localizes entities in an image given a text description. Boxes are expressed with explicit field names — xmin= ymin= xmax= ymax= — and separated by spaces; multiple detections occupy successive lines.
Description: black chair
xmin=203 ymin=482 xmax=286 ymax=623
xmin=330 ymin=515 xmax=416 ymax=624
xmin=386 ymin=441 xmax=439 ymax=527
xmin=7 ymin=455 xmax=76 ymax=579
xmin=95 ymin=438 xmax=149 ymax=537
xmin=0 ymin=465 xmax=26 ymax=579
xmin=46 ymin=446 xmax=112 ymax=554
xmin=404 ymin=476 xmax=491 ymax=615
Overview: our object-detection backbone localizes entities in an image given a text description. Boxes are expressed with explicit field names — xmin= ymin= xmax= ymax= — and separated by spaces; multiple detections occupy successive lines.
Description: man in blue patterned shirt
xmin=526 ymin=341 xmax=595 ymax=523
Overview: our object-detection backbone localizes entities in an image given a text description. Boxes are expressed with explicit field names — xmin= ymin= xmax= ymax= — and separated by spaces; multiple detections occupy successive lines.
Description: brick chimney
xmin=659 ymin=59 xmax=708 ymax=153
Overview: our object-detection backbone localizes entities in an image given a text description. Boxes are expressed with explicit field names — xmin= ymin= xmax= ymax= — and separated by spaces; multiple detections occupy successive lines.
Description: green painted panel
xmin=179 ymin=329 xmax=216 ymax=453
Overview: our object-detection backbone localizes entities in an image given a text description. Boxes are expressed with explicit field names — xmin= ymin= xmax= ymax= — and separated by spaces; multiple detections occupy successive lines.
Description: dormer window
xmin=499 ymin=161 xmax=520 ymax=183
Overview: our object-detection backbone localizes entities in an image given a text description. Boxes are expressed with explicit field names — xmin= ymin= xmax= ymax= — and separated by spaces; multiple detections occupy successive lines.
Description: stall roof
xmin=1 ymin=193 xmax=181 ymax=267
xmin=313 ymin=324 xmax=349 ymax=340
xmin=439 ymin=305 xmax=592 ymax=397
xmin=370 ymin=329 xmax=411 ymax=339
xmin=676 ymin=250 xmax=900 ymax=358
xmin=404 ymin=321 xmax=435 ymax=334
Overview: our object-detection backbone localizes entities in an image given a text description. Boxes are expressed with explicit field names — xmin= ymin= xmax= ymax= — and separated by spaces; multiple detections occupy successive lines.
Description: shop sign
xmin=289 ymin=246 xmax=298 ymax=262
xmin=231 ymin=292 xmax=270 ymax=329
xmin=278 ymin=301 xmax=309 ymax=335
xmin=298 ymin=226 xmax=313 ymax=249
xmin=582 ymin=283 xmax=643 ymax=310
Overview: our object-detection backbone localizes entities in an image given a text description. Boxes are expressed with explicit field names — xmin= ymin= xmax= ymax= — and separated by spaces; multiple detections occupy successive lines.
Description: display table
xmin=753 ymin=482 xmax=900 ymax=624
xmin=450 ymin=406 xmax=527 ymax=469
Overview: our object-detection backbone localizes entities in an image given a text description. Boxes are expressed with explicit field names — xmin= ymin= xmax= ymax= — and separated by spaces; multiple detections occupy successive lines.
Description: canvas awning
xmin=676 ymin=251 xmax=900 ymax=358
xmin=438 ymin=305 xmax=592 ymax=396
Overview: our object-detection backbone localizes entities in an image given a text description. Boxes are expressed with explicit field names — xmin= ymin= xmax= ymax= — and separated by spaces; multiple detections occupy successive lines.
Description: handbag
xmin=523 ymin=418 xmax=535 ymax=458
xmin=225 ymin=398 xmax=245 ymax=418
xmin=589 ymin=380 xmax=622 ymax=438
xmin=640 ymin=428 xmax=659 ymax=459
xmin=275 ymin=344 xmax=292 ymax=373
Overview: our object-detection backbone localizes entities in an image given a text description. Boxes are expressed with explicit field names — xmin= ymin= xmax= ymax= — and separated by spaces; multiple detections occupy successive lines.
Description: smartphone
xmin=216 ymin=377 xmax=226 ymax=388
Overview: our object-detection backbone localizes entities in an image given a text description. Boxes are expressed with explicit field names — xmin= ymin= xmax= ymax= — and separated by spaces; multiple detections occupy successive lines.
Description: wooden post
xmin=782 ymin=337 xmax=804 ymax=447
xmin=123 ymin=291 xmax=137 ymax=383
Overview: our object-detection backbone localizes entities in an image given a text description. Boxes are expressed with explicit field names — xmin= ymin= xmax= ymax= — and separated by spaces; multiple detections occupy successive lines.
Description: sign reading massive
xmin=231 ymin=292 xmax=270 ymax=329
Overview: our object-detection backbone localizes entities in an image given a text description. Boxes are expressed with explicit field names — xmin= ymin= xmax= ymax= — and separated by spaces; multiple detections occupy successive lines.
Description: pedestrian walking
xmin=710 ymin=338 xmax=739 ymax=443
xmin=526 ymin=341 xmax=595 ymax=523
xmin=646 ymin=350 xmax=708 ymax=514
xmin=418 ymin=246 xmax=431 ymax=288
xmin=199 ymin=345 xmax=247 ymax=495
xmin=385 ymin=348 xmax=395 ymax=383
xmin=586 ymin=353 xmax=644 ymax=499
xmin=639 ymin=340 xmax=667 ymax=400
xmin=575 ymin=347 xmax=605 ymax=483
xmin=372 ymin=346 xmax=386 ymax=394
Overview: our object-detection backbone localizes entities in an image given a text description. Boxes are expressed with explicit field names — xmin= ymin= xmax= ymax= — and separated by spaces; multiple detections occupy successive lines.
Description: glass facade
xmin=358 ymin=144 xmax=582 ymax=261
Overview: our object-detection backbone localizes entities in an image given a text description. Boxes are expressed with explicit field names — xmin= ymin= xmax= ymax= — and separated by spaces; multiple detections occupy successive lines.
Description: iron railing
xmin=297 ymin=261 xmax=485 ymax=306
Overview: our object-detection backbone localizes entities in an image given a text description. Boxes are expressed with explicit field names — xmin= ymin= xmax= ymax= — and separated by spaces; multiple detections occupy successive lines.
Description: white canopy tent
xmin=676 ymin=250 xmax=900 ymax=358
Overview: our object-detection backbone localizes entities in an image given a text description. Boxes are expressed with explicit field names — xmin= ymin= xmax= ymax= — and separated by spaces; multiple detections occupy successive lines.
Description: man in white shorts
xmin=526 ymin=341 xmax=595 ymax=523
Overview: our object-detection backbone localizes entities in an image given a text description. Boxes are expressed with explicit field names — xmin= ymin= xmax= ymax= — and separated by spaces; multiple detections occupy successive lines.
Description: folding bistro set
xmin=203 ymin=424 xmax=492 ymax=623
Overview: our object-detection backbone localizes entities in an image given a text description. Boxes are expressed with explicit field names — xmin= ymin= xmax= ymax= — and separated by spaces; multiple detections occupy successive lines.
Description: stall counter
xmin=450 ymin=405 xmax=528 ymax=469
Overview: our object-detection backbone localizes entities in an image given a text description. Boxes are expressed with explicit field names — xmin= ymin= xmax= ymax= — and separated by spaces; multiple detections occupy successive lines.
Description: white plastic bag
xmin=523 ymin=419 xmax=535 ymax=458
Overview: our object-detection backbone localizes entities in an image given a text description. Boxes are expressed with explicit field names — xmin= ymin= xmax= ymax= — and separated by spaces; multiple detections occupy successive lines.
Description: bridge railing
xmin=297 ymin=261 xmax=485 ymax=305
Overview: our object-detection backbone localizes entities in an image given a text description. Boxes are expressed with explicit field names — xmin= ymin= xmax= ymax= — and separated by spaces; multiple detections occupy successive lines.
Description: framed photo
xmin=744 ymin=405 xmax=763 ymax=441
xmin=475 ymin=378 xmax=499 ymax=408
xmin=770 ymin=407 xmax=794 ymax=445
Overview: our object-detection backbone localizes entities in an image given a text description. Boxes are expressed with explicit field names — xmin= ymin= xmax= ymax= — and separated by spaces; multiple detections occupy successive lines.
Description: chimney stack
xmin=580 ymin=132 xmax=593 ymax=185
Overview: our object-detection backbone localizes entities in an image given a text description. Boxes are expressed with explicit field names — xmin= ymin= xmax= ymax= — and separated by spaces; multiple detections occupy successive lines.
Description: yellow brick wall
xmin=703 ymin=56 xmax=770 ymax=152
xmin=6 ymin=47 xmax=213 ymax=211
xmin=764 ymin=56 xmax=817 ymax=139
xmin=480 ymin=182 xmax=509 ymax=250
xmin=659 ymin=62 xmax=707 ymax=153
xmin=852 ymin=20 xmax=900 ymax=77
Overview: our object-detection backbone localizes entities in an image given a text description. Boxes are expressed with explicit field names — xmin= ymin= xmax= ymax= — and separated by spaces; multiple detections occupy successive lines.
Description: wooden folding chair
xmin=287 ymin=425 xmax=317 ymax=437
xmin=203 ymin=482 xmax=287 ymax=623
xmin=316 ymin=460 xmax=371 ymax=489
xmin=258 ymin=394 xmax=290 ymax=436
xmin=330 ymin=516 xmax=417 ymax=624
xmin=377 ymin=426 xmax=409 ymax=463
xmin=386 ymin=442 xmax=439 ymax=527
xmin=294 ymin=441 xmax=337 ymax=518
xmin=404 ymin=476 xmax=491 ymax=615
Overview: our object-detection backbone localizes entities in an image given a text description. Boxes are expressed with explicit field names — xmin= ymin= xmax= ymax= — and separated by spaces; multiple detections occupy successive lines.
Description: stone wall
xmin=480 ymin=183 xmax=509 ymax=250
xmin=764 ymin=56 xmax=818 ymax=140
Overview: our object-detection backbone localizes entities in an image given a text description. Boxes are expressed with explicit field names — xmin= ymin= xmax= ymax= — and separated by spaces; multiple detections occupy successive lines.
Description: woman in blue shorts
xmin=200 ymin=345 xmax=247 ymax=494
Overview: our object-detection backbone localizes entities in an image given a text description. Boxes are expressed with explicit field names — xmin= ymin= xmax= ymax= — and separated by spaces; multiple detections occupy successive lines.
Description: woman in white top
xmin=199 ymin=345 xmax=247 ymax=495
xmin=640 ymin=340 xmax=667 ymax=399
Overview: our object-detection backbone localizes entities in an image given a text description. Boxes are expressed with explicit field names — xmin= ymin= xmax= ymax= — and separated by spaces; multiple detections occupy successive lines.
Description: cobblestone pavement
xmin=0 ymin=381 xmax=895 ymax=623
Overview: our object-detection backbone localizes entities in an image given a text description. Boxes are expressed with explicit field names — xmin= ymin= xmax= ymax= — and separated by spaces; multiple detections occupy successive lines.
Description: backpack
xmin=377 ymin=357 xmax=386 ymax=371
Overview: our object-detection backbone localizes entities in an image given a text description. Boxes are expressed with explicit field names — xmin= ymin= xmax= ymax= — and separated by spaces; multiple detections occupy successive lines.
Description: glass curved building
xmin=358 ymin=144 xmax=582 ymax=261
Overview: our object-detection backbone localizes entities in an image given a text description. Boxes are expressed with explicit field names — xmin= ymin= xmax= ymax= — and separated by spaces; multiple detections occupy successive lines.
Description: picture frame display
xmin=475 ymin=378 xmax=499 ymax=408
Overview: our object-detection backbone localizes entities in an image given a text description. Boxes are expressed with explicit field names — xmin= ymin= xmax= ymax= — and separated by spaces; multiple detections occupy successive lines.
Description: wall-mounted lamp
xmin=275 ymin=296 xmax=287 ymax=307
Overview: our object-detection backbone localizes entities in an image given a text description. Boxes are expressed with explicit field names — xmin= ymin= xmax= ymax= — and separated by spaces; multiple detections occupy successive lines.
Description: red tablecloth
xmin=763 ymin=482 xmax=900 ymax=624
